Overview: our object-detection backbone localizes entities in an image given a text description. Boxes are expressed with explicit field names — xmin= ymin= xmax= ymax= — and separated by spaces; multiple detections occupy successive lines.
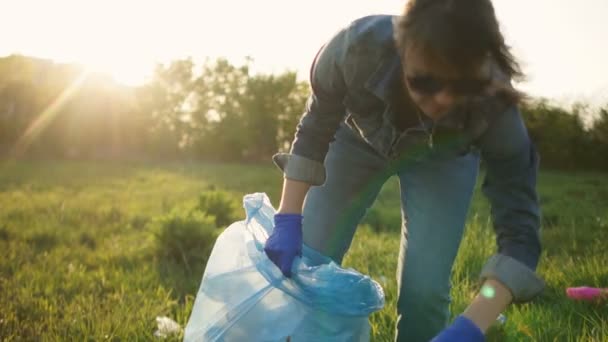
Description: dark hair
xmin=394 ymin=0 xmax=524 ymax=82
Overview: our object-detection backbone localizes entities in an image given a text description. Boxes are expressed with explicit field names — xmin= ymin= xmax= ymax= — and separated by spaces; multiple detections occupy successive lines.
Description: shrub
xmin=196 ymin=190 xmax=240 ymax=228
xmin=153 ymin=209 xmax=218 ymax=273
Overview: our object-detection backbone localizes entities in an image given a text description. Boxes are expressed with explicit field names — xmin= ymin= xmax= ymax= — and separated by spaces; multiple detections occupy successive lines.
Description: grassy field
xmin=0 ymin=160 xmax=607 ymax=341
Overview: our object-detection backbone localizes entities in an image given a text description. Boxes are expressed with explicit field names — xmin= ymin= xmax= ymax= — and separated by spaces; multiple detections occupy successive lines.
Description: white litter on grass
xmin=154 ymin=316 xmax=182 ymax=338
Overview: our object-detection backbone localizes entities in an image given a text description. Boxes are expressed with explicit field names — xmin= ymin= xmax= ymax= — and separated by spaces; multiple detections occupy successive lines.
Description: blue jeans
xmin=301 ymin=123 xmax=480 ymax=342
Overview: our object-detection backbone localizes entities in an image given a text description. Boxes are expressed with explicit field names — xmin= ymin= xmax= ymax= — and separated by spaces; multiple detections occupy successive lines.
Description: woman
xmin=265 ymin=0 xmax=545 ymax=340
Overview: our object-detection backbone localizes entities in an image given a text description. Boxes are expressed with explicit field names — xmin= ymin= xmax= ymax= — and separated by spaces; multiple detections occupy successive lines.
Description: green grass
xmin=1 ymin=160 xmax=607 ymax=341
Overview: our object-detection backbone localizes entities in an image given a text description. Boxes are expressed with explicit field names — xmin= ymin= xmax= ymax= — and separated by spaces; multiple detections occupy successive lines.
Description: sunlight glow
xmin=12 ymin=70 xmax=90 ymax=156
xmin=0 ymin=0 xmax=606 ymax=103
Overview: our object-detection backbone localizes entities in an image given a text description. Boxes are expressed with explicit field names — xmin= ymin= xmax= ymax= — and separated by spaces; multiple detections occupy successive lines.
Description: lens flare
xmin=11 ymin=70 xmax=89 ymax=157
xmin=481 ymin=284 xmax=496 ymax=299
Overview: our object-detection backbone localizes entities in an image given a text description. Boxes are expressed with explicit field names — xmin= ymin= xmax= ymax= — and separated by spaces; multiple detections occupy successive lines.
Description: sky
xmin=1 ymin=0 xmax=607 ymax=107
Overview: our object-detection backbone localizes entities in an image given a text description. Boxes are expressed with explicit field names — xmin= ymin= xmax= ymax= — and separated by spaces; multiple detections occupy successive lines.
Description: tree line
xmin=0 ymin=54 xmax=606 ymax=170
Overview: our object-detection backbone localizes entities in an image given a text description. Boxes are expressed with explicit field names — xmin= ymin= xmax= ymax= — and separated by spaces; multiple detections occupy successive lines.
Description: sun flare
xmin=82 ymin=58 xmax=153 ymax=86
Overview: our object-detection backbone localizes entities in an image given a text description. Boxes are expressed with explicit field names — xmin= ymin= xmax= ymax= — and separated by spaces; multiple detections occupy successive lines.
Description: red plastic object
xmin=566 ymin=287 xmax=607 ymax=301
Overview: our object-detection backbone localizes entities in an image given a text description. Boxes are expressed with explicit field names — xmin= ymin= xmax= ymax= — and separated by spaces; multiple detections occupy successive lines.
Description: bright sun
xmin=83 ymin=58 xmax=154 ymax=87
xmin=1 ymin=0 xmax=161 ymax=87
xmin=2 ymin=0 xmax=607 ymax=101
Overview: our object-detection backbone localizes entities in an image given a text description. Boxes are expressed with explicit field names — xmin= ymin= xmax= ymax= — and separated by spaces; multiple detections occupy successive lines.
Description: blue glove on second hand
xmin=263 ymin=213 xmax=303 ymax=278
xmin=431 ymin=315 xmax=485 ymax=342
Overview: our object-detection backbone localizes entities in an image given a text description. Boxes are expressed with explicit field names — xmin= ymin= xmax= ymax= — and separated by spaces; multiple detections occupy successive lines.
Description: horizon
xmin=1 ymin=0 xmax=606 ymax=108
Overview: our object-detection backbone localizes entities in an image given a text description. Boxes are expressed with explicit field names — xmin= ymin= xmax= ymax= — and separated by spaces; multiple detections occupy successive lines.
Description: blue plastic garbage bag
xmin=184 ymin=192 xmax=385 ymax=341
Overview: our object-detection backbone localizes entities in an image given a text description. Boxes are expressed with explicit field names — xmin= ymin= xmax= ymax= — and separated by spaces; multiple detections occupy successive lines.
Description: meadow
xmin=0 ymin=160 xmax=606 ymax=341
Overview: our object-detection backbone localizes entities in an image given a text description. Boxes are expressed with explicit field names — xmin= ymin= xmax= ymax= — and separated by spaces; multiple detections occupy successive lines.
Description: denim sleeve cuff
xmin=479 ymin=253 xmax=545 ymax=303
xmin=272 ymin=153 xmax=326 ymax=186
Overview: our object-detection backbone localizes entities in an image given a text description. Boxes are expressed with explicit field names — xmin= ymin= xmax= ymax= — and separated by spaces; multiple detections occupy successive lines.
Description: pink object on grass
xmin=566 ymin=287 xmax=607 ymax=301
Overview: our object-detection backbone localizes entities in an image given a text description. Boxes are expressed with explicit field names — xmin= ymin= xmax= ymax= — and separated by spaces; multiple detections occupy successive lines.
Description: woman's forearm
xmin=463 ymin=278 xmax=513 ymax=333
xmin=277 ymin=178 xmax=311 ymax=214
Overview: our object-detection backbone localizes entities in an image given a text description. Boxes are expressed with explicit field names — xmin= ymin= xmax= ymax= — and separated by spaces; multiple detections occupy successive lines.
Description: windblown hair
xmin=394 ymin=0 xmax=524 ymax=84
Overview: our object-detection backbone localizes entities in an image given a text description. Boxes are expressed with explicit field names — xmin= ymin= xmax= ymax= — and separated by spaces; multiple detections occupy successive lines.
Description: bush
xmin=152 ymin=209 xmax=218 ymax=273
xmin=196 ymin=190 xmax=240 ymax=228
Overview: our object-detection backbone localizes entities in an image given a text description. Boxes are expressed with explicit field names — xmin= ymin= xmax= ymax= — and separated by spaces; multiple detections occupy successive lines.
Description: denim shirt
xmin=273 ymin=15 xmax=544 ymax=302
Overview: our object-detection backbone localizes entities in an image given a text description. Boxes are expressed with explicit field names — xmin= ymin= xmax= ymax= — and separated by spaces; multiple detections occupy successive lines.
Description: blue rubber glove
xmin=263 ymin=213 xmax=303 ymax=278
xmin=431 ymin=315 xmax=485 ymax=342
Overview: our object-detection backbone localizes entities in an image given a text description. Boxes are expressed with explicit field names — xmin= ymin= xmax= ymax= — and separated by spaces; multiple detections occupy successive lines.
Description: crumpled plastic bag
xmin=154 ymin=316 xmax=182 ymax=338
xmin=184 ymin=192 xmax=385 ymax=341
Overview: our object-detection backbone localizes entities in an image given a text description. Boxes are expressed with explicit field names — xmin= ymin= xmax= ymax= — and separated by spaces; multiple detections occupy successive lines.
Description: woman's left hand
xmin=431 ymin=315 xmax=485 ymax=342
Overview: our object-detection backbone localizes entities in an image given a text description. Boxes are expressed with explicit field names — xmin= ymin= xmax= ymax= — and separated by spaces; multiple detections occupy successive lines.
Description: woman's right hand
xmin=263 ymin=213 xmax=303 ymax=278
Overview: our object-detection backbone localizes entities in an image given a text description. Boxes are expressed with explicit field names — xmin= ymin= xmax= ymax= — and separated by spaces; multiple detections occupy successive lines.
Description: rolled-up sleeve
xmin=272 ymin=26 xmax=350 ymax=186
xmin=477 ymin=104 xmax=545 ymax=302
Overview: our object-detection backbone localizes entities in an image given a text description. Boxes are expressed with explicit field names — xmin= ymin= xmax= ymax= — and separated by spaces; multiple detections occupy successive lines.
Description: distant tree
xmin=0 ymin=54 xmax=604 ymax=170
xmin=521 ymin=99 xmax=588 ymax=169
xmin=239 ymin=72 xmax=308 ymax=161
xmin=135 ymin=59 xmax=196 ymax=158
xmin=191 ymin=58 xmax=250 ymax=160
xmin=588 ymin=106 xmax=608 ymax=168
